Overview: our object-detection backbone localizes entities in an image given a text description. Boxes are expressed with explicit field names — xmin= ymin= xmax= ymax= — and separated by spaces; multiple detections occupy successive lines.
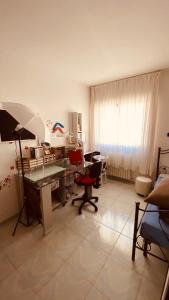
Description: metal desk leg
xmin=40 ymin=184 xmax=53 ymax=235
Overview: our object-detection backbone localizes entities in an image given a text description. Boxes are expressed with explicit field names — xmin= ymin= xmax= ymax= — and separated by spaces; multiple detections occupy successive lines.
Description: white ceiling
xmin=0 ymin=0 xmax=169 ymax=86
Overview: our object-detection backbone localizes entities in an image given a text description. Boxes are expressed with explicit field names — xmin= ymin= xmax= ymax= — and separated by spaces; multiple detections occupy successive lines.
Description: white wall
xmin=0 ymin=62 xmax=89 ymax=222
xmin=155 ymin=69 xmax=169 ymax=148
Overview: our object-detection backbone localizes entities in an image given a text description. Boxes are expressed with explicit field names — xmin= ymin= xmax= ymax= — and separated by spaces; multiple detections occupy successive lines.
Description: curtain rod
xmin=90 ymin=69 xmax=161 ymax=88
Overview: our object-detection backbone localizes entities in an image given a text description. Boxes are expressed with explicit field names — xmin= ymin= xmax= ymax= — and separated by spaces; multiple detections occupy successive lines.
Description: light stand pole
xmin=12 ymin=131 xmax=30 ymax=236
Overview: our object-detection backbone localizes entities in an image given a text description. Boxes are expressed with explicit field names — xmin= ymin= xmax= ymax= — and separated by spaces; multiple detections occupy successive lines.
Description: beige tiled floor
xmin=0 ymin=179 xmax=168 ymax=300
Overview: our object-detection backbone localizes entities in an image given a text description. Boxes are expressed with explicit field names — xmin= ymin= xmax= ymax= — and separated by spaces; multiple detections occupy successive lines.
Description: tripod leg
xmin=12 ymin=202 xmax=25 ymax=236
xmin=25 ymin=198 xmax=30 ymax=226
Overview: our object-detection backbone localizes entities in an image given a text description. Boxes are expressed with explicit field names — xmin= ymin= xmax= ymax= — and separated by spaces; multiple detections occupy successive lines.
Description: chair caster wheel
xmin=95 ymin=207 xmax=98 ymax=212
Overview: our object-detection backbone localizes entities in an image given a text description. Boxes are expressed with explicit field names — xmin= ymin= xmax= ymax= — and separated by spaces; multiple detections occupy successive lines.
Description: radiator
xmin=107 ymin=165 xmax=132 ymax=180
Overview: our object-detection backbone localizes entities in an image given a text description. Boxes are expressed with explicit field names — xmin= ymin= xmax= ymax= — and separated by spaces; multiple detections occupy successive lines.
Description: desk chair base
xmin=72 ymin=186 xmax=98 ymax=214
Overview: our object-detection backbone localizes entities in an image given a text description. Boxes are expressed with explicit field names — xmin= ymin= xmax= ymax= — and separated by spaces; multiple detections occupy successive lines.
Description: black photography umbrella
xmin=0 ymin=110 xmax=35 ymax=141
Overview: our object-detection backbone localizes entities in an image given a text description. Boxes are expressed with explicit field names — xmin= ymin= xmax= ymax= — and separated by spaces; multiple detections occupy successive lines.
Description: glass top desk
xmin=24 ymin=164 xmax=66 ymax=185
xmin=23 ymin=159 xmax=92 ymax=235
xmin=24 ymin=159 xmax=92 ymax=184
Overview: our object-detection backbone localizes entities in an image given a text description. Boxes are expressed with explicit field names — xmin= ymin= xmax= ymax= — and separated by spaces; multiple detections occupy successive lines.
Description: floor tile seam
xmin=35 ymin=257 xmax=95 ymax=293
xmin=70 ymin=235 xmax=110 ymax=260
xmin=1 ymin=247 xmax=18 ymax=266
xmin=110 ymin=230 xmax=122 ymax=249
xmin=84 ymin=282 xmax=111 ymax=300
xmin=81 ymin=281 xmax=94 ymax=300
xmin=84 ymin=251 xmax=112 ymax=287
xmin=90 ymin=285 xmax=112 ymax=300
xmin=0 ymin=264 xmax=51 ymax=299
xmin=66 ymin=213 xmax=104 ymax=234
xmin=2 ymin=248 xmax=24 ymax=271
xmin=62 ymin=240 xmax=113 ymax=286
xmin=84 ymin=230 xmax=120 ymax=256
xmin=0 ymin=243 xmax=6 ymax=252
xmin=110 ymin=209 xmax=133 ymax=218
xmin=94 ymin=285 xmax=113 ymax=300
xmin=120 ymin=232 xmax=133 ymax=240
xmin=89 ymin=248 xmax=115 ymax=284
xmin=56 ymin=223 xmax=86 ymax=240
xmin=49 ymin=222 xmax=69 ymax=235
xmin=112 ymin=248 xmax=144 ymax=276
xmin=59 ymin=217 xmax=77 ymax=228
xmin=0 ymin=237 xmax=17 ymax=250
xmin=0 ymin=267 xmax=19 ymax=285
xmin=141 ymin=267 xmax=167 ymax=288
xmin=57 ymin=235 xmax=87 ymax=264
xmin=4 ymin=232 xmax=69 ymax=271
xmin=98 ymin=219 xmax=122 ymax=234
xmin=32 ymin=258 xmax=67 ymax=296
xmin=64 ymin=224 xmax=94 ymax=241
xmin=104 ymin=206 xmax=131 ymax=219
xmin=108 ymin=254 xmax=145 ymax=277
xmin=120 ymin=211 xmax=134 ymax=237
xmin=34 ymin=252 xmax=86 ymax=296
xmin=62 ymin=222 xmax=82 ymax=235
xmin=32 ymin=288 xmax=43 ymax=300
xmin=134 ymin=273 xmax=149 ymax=300
xmin=118 ymin=214 xmax=131 ymax=235
xmin=71 ymin=223 xmax=120 ymax=254
xmin=90 ymin=219 xmax=121 ymax=234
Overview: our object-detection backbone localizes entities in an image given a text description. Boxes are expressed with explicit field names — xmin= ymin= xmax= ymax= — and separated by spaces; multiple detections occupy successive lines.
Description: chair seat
xmin=75 ymin=175 xmax=96 ymax=186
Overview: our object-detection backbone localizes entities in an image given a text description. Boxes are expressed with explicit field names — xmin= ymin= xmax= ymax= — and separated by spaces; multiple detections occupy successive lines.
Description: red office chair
xmin=66 ymin=149 xmax=84 ymax=197
xmin=72 ymin=161 xmax=102 ymax=214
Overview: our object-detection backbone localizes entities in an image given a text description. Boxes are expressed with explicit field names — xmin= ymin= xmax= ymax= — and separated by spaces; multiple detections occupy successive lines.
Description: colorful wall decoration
xmin=46 ymin=120 xmax=67 ymax=137
xmin=52 ymin=122 xmax=64 ymax=135
xmin=0 ymin=165 xmax=15 ymax=191
xmin=0 ymin=175 xmax=11 ymax=190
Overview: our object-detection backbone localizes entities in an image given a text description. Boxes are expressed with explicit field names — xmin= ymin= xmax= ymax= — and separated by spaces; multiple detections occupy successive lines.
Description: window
xmin=94 ymin=97 xmax=145 ymax=154
xmin=90 ymin=71 xmax=160 ymax=175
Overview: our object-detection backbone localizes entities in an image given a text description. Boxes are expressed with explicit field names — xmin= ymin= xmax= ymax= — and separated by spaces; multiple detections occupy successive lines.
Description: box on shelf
xmin=30 ymin=147 xmax=43 ymax=159
xmin=43 ymin=154 xmax=56 ymax=164
xmin=16 ymin=158 xmax=39 ymax=171
xmin=51 ymin=146 xmax=65 ymax=160
xmin=36 ymin=158 xmax=44 ymax=166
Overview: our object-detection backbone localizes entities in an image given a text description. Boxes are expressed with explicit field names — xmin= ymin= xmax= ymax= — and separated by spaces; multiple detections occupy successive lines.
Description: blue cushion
xmin=154 ymin=174 xmax=169 ymax=188
xmin=140 ymin=203 xmax=169 ymax=249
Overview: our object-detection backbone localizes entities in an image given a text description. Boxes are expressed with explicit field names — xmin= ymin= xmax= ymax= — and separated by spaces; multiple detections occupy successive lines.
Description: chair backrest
xmin=68 ymin=149 xmax=83 ymax=165
xmin=84 ymin=151 xmax=100 ymax=162
xmin=89 ymin=161 xmax=102 ymax=188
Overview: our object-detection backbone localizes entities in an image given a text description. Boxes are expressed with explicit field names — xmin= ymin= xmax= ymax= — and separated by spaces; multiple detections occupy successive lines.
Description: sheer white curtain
xmin=90 ymin=72 xmax=160 ymax=176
